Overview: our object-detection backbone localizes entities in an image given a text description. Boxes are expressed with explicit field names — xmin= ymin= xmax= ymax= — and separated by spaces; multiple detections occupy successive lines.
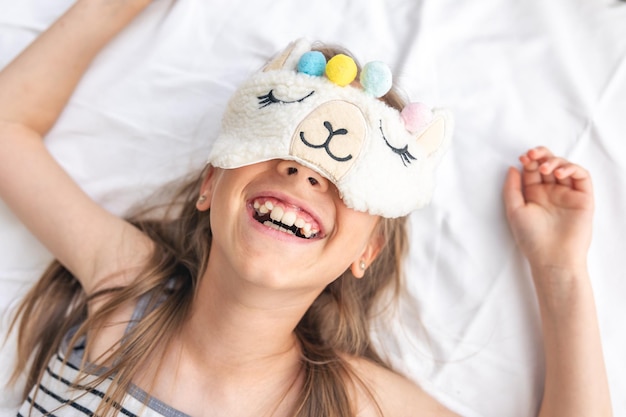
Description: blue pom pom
xmin=360 ymin=61 xmax=393 ymax=97
xmin=297 ymin=51 xmax=327 ymax=76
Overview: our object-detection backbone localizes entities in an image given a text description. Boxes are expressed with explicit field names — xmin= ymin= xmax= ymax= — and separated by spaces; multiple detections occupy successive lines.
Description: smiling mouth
xmin=251 ymin=197 xmax=320 ymax=239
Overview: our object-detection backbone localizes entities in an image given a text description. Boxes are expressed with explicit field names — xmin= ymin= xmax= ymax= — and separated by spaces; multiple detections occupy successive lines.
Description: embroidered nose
xmin=290 ymin=100 xmax=366 ymax=182
xmin=299 ymin=121 xmax=352 ymax=162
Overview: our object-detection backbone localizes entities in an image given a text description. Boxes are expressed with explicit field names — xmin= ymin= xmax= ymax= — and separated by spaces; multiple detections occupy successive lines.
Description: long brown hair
xmin=9 ymin=45 xmax=410 ymax=417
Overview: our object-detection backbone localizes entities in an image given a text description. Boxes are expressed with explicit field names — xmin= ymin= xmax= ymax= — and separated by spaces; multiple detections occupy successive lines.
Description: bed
xmin=1 ymin=0 xmax=625 ymax=415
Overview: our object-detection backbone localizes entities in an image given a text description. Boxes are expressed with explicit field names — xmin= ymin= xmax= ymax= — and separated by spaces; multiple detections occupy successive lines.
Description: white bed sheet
xmin=1 ymin=0 xmax=625 ymax=416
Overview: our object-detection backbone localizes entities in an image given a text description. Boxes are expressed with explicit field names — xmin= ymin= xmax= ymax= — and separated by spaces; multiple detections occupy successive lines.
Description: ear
xmin=415 ymin=110 xmax=452 ymax=157
xmin=350 ymin=232 xmax=384 ymax=279
xmin=263 ymin=39 xmax=311 ymax=72
xmin=196 ymin=165 xmax=217 ymax=211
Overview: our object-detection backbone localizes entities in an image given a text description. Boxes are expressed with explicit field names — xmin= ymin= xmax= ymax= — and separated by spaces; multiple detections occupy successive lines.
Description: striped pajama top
xmin=17 ymin=293 xmax=189 ymax=417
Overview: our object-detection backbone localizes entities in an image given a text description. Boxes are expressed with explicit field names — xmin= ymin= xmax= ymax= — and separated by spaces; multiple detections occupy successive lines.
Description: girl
xmin=0 ymin=1 xmax=611 ymax=416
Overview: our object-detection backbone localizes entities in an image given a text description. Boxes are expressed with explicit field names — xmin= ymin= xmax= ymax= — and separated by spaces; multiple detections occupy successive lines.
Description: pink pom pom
xmin=401 ymin=102 xmax=433 ymax=133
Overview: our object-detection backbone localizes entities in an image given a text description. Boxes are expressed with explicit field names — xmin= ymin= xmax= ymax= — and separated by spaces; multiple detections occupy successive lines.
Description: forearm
xmin=533 ymin=266 xmax=612 ymax=417
xmin=0 ymin=0 xmax=152 ymax=135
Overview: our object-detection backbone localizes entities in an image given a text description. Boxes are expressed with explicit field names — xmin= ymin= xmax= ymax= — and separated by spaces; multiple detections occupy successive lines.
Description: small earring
xmin=198 ymin=194 xmax=207 ymax=203
xmin=359 ymin=260 xmax=366 ymax=270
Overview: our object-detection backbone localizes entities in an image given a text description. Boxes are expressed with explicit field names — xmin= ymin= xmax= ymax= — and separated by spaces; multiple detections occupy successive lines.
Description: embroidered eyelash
xmin=379 ymin=121 xmax=416 ymax=167
xmin=257 ymin=89 xmax=315 ymax=109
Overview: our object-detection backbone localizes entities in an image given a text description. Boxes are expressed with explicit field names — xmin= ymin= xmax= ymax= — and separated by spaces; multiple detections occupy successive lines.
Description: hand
xmin=503 ymin=147 xmax=594 ymax=272
xmin=504 ymin=149 xmax=611 ymax=417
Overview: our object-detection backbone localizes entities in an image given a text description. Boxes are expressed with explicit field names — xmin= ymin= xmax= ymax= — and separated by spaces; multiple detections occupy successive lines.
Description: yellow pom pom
xmin=325 ymin=54 xmax=357 ymax=87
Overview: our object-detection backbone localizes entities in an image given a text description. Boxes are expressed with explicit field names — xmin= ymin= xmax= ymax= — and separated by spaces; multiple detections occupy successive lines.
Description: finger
xmin=527 ymin=146 xmax=554 ymax=162
xmin=553 ymin=163 xmax=576 ymax=188
xmin=558 ymin=164 xmax=593 ymax=194
xmin=503 ymin=167 xmax=525 ymax=217
xmin=538 ymin=157 xmax=568 ymax=175
xmin=519 ymin=154 xmax=542 ymax=186
xmin=520 ymin=147 xmax=556 ymax=182
xmin=538 ymin=157 xmax=570 ymax=184
xmin=541 ymin=171 xmax=556 ymax=184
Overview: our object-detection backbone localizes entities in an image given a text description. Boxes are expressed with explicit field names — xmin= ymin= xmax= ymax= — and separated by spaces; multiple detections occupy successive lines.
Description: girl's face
xmin=198 ymin=160 xmax=382 ymax=294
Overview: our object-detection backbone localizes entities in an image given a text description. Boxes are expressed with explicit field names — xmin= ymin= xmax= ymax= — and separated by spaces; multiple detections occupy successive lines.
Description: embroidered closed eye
xmin=257 ymin=89 xmax=315 ymax=109
xmin=379 ymin=120 xmax=416 ymax=167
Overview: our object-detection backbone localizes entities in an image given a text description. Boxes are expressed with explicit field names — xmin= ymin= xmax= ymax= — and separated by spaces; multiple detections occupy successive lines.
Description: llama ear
xmin=263 ymin=39 xmax=312 ymax=72
xmin=415 ymin=111 xmax=451 ymax=157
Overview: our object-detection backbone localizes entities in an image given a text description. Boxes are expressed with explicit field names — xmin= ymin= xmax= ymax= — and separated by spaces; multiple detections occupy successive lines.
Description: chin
xmin=236 ymin=258 xmax=325 ymax=294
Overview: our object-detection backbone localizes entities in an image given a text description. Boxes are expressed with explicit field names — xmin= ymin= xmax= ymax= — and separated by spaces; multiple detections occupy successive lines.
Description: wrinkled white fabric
xmin=1 ymin=0 xmax=625 ymax=416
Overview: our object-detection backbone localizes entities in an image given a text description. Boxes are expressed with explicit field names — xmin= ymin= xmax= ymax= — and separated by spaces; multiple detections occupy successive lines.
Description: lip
xmin=246 ymin=190 xmax=327 ymax=240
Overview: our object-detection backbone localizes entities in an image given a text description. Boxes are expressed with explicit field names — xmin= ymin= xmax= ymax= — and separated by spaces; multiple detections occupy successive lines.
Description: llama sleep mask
xmin=208 ymin=39 xmax=453 ymax=218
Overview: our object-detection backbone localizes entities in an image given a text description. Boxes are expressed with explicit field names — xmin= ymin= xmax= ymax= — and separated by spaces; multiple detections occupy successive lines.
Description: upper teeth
xmin=253 ymin=199 xmax=319 ymax=238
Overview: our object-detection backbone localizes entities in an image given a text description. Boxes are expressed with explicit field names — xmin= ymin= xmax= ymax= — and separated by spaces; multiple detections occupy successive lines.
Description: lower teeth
xmin=263 ymin=221 xmax=296 ymax=235
xmin=257 ymin=215 xmax=311 ymax=238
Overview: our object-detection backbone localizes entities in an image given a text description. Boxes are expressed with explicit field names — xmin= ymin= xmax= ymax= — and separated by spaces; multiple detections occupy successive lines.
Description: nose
xmin=276 ymin=160 xmax=329 ymax=192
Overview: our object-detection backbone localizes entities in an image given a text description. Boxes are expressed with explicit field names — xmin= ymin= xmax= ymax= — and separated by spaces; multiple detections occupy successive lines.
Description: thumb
xmin=503 ymin=166 xmax=525 ymax=218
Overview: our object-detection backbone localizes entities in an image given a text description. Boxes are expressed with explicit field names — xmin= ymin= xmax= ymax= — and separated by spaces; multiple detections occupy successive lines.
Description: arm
xmin=0 ymin=0 xmax=154 ymax=291
xmin=503 ymin=147 xmax=612 ymax=417
xmin=0 ymin=0 xmax=153 ymax=133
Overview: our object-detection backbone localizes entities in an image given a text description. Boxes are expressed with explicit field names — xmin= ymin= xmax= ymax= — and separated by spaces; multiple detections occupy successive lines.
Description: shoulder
xmin=344 ymin=356 xmax=459 ymax=417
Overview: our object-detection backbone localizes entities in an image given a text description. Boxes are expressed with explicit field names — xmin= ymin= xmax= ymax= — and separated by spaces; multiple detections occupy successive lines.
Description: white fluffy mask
xmin=208 ymin=39 xmax=453 ymax=218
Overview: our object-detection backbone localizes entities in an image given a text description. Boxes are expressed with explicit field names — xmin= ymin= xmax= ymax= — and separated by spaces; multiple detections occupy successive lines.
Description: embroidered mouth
xmin=251 ymin=197 xmax=321 ymax=239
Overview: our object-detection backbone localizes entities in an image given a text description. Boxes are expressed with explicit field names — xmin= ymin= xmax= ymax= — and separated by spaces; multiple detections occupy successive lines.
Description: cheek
xmin=206 ymin=174 xmax=247 ymax=246
xmin=333 ymin=209 xmax=379 ymax=252
xmin=339 ymin=204 xmax=379 ymax=235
